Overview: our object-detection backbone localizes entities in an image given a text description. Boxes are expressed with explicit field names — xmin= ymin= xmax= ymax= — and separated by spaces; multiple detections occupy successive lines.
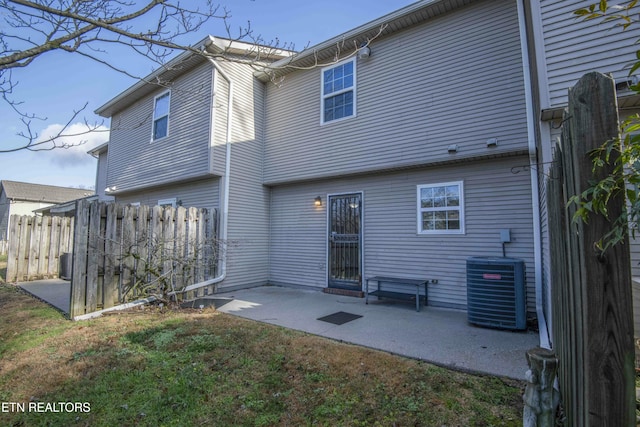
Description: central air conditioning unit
xmin=466 ymin=257 xmax=526 ymax=330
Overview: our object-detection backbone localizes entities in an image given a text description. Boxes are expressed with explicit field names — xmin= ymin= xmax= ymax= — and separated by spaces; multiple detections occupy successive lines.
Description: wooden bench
xmin=365 ymin=276 xmax=432 ymax=312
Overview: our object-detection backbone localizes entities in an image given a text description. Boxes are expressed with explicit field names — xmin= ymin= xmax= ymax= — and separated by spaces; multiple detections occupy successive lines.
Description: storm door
xmin=328 ymin=193 xmax=362 ymax=289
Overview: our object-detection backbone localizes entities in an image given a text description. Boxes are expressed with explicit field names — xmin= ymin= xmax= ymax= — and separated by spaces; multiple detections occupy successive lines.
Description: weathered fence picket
xmin=547 ymin=72 xmax=635 ymax=426
xmin=6 ymin=214 xmax=74 ymax=282
xmin=103 ymin=202 xmax=119 ymax=306
xmin=69 ymin=200 xmax=217 ymax=319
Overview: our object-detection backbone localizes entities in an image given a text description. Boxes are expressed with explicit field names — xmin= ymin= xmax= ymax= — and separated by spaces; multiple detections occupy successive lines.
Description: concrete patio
xmin=212 ymin=286 xmax=539 ymax=380
xmin=16 ymin=280 xmax=539 ymax=380
xmin=18 ymin=279 xmax=70 ymax=314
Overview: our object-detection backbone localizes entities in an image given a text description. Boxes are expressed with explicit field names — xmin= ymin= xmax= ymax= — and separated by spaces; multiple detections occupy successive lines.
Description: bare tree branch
xmin=0 ymin=0 xmax=385 ymax=153
xmin=0 ymin=0 xmax=228 ymax=152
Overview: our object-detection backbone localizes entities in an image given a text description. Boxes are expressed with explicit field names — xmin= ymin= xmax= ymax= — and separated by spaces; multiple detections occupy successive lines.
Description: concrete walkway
xmin=212 ymin=286 xmax=539 ymax=380
xmin=18 ymin=279 xmax=70 ymax=314
xmin=14 ymin=280 xmax=539 ymax=380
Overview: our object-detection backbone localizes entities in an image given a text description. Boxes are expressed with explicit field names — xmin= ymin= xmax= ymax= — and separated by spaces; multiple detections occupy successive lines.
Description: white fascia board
xmin=94 ymin=36 xmax=292 ymax=118
xmin=94 ymin=37 xmax=211 ymax=117
xmin=87 ymin=141 xmax=109 ymax=157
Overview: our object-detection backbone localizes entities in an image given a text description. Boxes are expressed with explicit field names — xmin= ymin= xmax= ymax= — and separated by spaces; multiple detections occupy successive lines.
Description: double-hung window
xmin=152 ymin=91 xmax=170 ymax=140
xmin=321 ymin=59 xmax=356 ymax=124
xmin=417 ymin=181 xmax=465 ymax=234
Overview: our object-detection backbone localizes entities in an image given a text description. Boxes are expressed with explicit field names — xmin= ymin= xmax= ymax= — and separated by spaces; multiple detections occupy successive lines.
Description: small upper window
xmin=417 ymin=182 xmax=465 ymax=234
xmin=152 ymin=91 xmax=170 ymax=140
xmin=321 ymin=59 xmax=356 ymax=124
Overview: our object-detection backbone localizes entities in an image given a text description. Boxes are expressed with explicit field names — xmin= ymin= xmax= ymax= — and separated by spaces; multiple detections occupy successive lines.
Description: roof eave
xmin=88 ymin=141 xmax=109 ymax=157
xmin=94 ymin=36 xmax=294 ymax=118
xmin=94 ymin=35 xmax=214 ymax=118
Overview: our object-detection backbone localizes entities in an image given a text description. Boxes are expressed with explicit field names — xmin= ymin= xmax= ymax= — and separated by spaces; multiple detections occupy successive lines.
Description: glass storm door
xmin=328 ymin=193 xmax=362 ymax=289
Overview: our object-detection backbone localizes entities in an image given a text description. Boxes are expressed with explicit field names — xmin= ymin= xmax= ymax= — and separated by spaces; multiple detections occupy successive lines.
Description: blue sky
xmin=0 ymin=0 xmax=416 ymax=189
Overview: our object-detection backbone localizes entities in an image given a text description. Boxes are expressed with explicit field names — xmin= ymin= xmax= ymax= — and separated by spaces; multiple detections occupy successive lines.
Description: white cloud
xmin=36 ymin=122 xmax=109 ymax=167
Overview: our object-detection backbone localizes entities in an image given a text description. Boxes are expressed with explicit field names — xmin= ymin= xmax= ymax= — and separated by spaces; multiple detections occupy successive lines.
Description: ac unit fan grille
xmin=466 ymin=258 xmax=526 ymax=330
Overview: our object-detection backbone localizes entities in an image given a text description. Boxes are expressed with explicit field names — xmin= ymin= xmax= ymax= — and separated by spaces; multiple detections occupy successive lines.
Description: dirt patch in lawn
xmin=0 ymin=283 xmax=525 ymax=426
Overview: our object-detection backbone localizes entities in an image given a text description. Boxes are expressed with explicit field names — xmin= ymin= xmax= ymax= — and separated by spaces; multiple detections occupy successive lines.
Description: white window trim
xmin=151 ymin=90 xmax=171 ymax=142
xmin=417 ymin=181 xmax=465 ymax=235
xmin=158 ymin=198 xmax=177 ymax=208
xmin=320 ymin=58 xmax=357 ymax=125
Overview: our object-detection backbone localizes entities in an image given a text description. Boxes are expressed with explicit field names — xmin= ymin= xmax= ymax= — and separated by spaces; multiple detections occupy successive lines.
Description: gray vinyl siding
xmin=106 ymin=62 xmax=214 ymax=192
xmin=538 ymin=0 xmax=640 ymax=108
xmin=215 ymin=61 xmax=270 ymax=290
xmin=621 ymin=110 xmax=640 ymax=279
xmin=540 ymin=125 xmax=562 ymax=339
xmin=264 ymin=0 xmax=527 ymax=185
xmin=631 ymin=235 xmax=640 ymax=278
xmin=0 ymin=190 xmax=9 ymax=240
xmin=269 ymin=155 xmax=537 ymax=315
xmin=542 ymin=112 xmax=640 ymax=279
xmin=95 ymin=150 xmax=111 ymax=200
xmin=115 ymin=177 xmax=219 ymax=212
xmin=211 ymin=67 xmax=230 ymax=176
xmin=538 ymin=155 xmax=552 ymax=335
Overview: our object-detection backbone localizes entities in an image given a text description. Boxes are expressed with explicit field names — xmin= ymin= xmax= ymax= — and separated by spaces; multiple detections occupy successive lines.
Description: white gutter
xmin=517 ymin=0 xmax=550 ymax=350
xmin=170 ymin=57 xmax=233 ymax=295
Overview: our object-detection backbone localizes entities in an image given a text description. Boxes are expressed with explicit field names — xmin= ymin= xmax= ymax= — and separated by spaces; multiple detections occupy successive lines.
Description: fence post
xmin=6 ymin=215 xmax=21 ymax=282
xmin=16 ymin=216 xmax=31 ymax=281
xmin=85 ymin=201 xmax=101 ymax=313
xmin=103 ymin=203 xmax=120 ymax=308
xmin=136 ymin=204 xmax=150 ymax=298
xmin=523 ymin=348 xmax=558 ymax=427
xmin=162 ymin=206 xmax=175 ymax=294
xmin=70 ymin=199 xmax=90 ymax=319
xmin=36 ymin=216 xmax=50 ymax=278
xmin=47 ymin=216 xmax=61 ymax=278
xmin=120 ymin=204 xmax=136 ymax=300
xmin=26 ymin=216 xmax=40 ymax=280
xmin=555 ymin=72 xmax=636 ymax=425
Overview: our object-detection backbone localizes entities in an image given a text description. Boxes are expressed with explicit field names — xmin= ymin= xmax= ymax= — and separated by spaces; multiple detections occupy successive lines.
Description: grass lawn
xmin=0 ymin=283 xmax=525 ymax=426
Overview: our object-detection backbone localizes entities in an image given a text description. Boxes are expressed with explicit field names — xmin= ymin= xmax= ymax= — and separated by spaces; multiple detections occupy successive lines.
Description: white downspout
xmin=517 ymin=0 xmax=550 ymax=349
xmin=172 ymin=57 xmax=233 ymax=295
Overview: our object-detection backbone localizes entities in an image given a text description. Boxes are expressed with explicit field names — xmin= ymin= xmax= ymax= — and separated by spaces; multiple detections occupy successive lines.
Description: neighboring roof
xmin=34 ymin=195 xmax=99 ymax=217
xmin=95 ymin=36 xmax=293 ymax=118
xmin=0 ymin=180 xmax=94 ymax=204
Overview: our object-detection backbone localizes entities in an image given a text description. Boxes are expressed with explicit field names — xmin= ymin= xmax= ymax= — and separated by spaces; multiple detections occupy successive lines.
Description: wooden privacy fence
xmin=6 ymin=214 xmax=74 ymax=282
xmin=70 ymin=199 xmax=218 ymax=318
xmin=0 ymin=240 xmax=7 ymax=256
xmin=546 ymin=72 xmax=635 ymax=425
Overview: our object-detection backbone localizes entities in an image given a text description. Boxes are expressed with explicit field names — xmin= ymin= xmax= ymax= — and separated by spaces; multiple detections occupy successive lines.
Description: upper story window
xmin=321 ymin=59 xmax=356 ymax=124
xmin=152 ymin=91 xmax=170 ymax=140
xmin=417 ymin=182 xmax=465 ymax=234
